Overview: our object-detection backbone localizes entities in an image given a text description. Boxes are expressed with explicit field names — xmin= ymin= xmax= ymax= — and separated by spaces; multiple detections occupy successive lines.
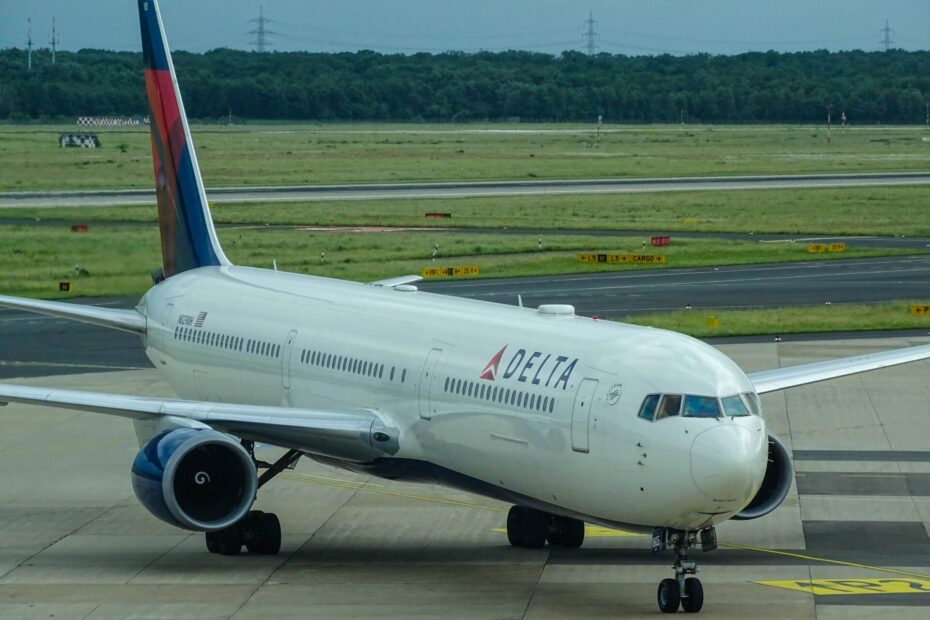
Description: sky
xmin=1 ymin=0 xmax=929 ymax=56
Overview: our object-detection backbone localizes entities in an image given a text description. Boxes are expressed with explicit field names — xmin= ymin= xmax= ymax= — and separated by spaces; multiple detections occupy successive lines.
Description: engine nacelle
xmin=131 ymin=428 xmax=257 ymax=531
xmin=733 ymin=432 xmax=793 ymax=520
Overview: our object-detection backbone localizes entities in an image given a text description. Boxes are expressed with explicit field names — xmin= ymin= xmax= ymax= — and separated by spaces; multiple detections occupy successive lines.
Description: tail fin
xmin=138 ymin=0 xmax=229 ymax=278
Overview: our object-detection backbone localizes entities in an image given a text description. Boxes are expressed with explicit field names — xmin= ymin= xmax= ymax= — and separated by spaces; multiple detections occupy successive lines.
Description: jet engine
xmin=131 ymin=428 xmax=257 ymax=531
xmin=732 ymin=433 xmax=793 ymax=520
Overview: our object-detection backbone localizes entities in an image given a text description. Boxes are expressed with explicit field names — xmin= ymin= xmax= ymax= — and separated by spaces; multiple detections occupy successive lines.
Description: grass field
xmin=623 ymin=302 xmax=930 ymax=338
xmin=4 ymin=123 xmax=930 ymax=191
xmin=5 ymin=184 xmax=930 ymax=237
xmin=0 ymin=223 xmax=914 ymax=299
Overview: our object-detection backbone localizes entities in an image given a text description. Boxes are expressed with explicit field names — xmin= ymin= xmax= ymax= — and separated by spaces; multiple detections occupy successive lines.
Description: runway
xmin=2 ymin=338 xmax=930 ymax=618
xmin=419 ymin=255 xmax=930 ymax=316
xmin=3 ymin=171 xmax=930 ymax=208
xmin=3 ymin=255 xmax=930 ymax=378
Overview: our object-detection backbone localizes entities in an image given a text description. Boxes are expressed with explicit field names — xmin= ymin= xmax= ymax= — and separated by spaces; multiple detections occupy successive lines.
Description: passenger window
xmin=638 ymin=394 xmax=660 ymax=421
xmin=549 ymin=398 xmax=555 ymax=413
xmin=721 ymin=395 xmax=751 ymax=417
xmin=683 ymin=395 xmax=720 ymax=418
xmin=401 ymin=369 xmax=406 ymax=383
xmin=657 ymin=395 xmax=682 ymax=419
xmin=390 ymin=366 xmax=395 ymax=381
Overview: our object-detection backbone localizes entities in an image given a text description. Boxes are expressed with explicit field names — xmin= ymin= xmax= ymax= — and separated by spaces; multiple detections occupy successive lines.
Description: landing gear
xmin=506 ymin=506 xmax=585 ymax=549
xmin=654 ymin=527 xmax=714 ymax=613
xmin=204 ymin=445 xmax=300 ymax=556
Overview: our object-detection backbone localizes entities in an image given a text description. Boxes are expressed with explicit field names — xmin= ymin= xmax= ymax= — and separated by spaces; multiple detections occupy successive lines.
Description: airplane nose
xmin=690 ymin=425 xmax=766 ymax=501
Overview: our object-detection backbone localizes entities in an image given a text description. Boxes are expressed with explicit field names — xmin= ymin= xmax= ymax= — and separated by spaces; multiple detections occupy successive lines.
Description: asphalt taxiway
xmin=2 ymin=337 xmax=930 ymax=618
xmin=3 ymin=171 xmax=930 ymax=208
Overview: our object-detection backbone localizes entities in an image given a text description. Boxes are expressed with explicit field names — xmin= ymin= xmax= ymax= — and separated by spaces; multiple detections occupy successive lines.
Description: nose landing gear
xmin=655 ymin=527 xmax=715 ymax=613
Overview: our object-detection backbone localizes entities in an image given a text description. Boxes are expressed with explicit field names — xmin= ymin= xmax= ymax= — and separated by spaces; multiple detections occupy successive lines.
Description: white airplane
xmin=2 ymin=0 xmax=930 ymax=614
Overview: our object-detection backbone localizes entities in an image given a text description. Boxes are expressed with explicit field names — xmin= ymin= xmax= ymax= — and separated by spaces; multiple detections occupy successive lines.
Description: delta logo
xmin=480 ymin=345 xmax=578 ymax=391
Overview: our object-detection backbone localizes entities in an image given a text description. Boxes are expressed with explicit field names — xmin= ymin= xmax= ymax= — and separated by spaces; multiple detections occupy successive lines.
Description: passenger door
xmin=418 ymin=348 xmax=444 ymax=420
xmin=571 ymin=378 xmax=598 ymax=453
xmin=282 ymin=329 xmax=298 ymax=391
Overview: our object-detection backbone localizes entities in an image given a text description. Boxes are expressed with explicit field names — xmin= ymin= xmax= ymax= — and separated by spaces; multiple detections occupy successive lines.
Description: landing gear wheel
xmin=205 ymin=531 xmax=221 ymax=554
xmin=246 ymin=512 xmax=282 ymax=555
xmin=506 ymin=506 xmax=547 ymax=548
xmin=546 ymin=516 xmax=585 ymax=548
xmin=681 ymin=577 xmax=703 ymax=613
xmin=214 ymin=522 xmax=244 ymax=556
xmin=657 ymin=578 xmax=681 ymax=613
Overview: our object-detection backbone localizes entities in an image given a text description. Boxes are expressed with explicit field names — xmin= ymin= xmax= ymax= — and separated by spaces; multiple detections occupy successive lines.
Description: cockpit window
xmin=657 ymin=394 xmax=682 ymax=419
xmin=742 ymin=392 xmax=763 ymax=417
xmin=638 ymin=394 xmax=660 ymax=421
xmin=682 ymin=395 xmax=721 ymax=418
xmin=721 ymin=395 xmax=751 ymax=417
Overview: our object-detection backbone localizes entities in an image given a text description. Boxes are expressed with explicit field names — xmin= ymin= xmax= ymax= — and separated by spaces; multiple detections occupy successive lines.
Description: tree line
xmin=2 ymin=47 xmax=930 ymax=124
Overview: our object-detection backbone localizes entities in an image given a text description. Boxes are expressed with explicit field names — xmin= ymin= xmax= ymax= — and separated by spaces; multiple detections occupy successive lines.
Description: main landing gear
xmin=205 ymin=444 xmax=302 ymax=556
xmin=655 ymin=527 xmax=716 ymax=614
xmin=506 ymin=505 xmax=585 ymax=549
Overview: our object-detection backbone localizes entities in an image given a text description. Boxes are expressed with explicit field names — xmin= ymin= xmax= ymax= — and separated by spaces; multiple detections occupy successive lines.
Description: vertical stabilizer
xmin=138 ymin=0 xmax=229 ymax=278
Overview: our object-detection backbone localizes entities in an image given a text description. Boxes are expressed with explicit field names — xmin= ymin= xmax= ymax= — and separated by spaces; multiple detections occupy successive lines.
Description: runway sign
xmin=808 ymin=243 xmax=846 ymax=253
xmin=757 ymin=578 xmax=930 ymax=596
xmin=910 ymin=304 xmax=930 ymax=316
xmin=578 ymin=253 xmax=666 ymax=265
xmin=420 ymin=265 xmax=479 ymax=278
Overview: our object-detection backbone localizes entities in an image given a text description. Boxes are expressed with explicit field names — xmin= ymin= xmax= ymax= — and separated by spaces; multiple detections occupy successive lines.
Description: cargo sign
xmin=578 ymin=253 xmax=666 ymax=265
xmin=756 ymin=578 xmax=930 ymax=596
xmin=808 ymin=243 xmax=846 ymax=253
xmin=420 ymin=265 xmax=480 ymax=278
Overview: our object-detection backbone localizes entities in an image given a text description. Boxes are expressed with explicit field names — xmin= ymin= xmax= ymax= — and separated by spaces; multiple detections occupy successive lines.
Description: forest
xmin=2 ymin=47 xmax=930 ymax=123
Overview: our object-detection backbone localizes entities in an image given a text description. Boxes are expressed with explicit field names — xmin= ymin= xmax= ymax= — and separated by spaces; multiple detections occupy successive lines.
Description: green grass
xmin=6 ymin=184 xmax=930 ymax=237
xmin=622 ymin=302 xmax=930 ymax=338
xmin=0 ymin=224 xmax=915 ymax=299
xmin=4 ymin=123 xmax=930 ymax=191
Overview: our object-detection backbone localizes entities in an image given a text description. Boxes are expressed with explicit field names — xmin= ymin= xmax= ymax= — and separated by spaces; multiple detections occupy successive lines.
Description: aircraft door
xmin=418 ymin=348 xmax=443 ymax=420
xmin=153 ymin=303 xmax=175 ymax=362
xmin=571 ymin=378 xmax=599 ymax=453
xmin=282 ymin=329 xmax=298 ymax=390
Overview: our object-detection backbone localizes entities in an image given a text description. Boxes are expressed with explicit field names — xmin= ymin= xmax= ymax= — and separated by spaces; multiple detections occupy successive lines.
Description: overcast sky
xmin=1 ymin=0 xmax=928 ymax=56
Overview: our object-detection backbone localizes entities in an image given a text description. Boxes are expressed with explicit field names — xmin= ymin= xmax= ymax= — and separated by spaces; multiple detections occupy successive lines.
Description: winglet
xmin=138 ymin=0 xmax=229 ymax=278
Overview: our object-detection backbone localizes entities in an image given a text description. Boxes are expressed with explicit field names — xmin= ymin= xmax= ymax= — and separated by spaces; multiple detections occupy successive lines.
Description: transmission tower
xmin=249 ymin=6 xmax=276 ymax=53
xmin=49 ymin=17 xmax=60 ymax=64
xmin=582 ymin=10 xmax=599 ymax=55
xmin=880 ymin=19 xmax=895 ymax=52
xmin=27 ymin=18 xmax=33 ymax=70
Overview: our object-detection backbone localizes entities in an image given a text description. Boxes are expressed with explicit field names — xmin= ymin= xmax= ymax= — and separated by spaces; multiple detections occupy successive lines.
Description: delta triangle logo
xmin=480 ymin=345 xmax=507 ymax=381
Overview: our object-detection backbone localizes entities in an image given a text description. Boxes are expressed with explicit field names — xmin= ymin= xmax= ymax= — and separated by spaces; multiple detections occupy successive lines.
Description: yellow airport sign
xmin=420 ymin=265 xmax=480 ymax=278
xmin=705 ymin=316 xmax=719 ymax=329
xmin=757 ymin=578 xmax=930 ymax=596
xmin=578 ymin=253 xmax=666 ymax=265
xmin=808 ymin=242 xmax=846 ymax=253
xmin=910 ymin=304 xmax=930 ymax=316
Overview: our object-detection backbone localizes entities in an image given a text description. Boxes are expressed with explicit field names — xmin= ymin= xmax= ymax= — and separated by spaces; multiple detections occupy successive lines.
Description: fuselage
xmin=139 ymin=266 xmax=769 ymax=532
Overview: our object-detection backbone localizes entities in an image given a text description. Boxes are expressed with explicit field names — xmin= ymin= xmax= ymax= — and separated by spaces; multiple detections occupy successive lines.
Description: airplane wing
xmin=747 ymin=343 xmax=930 ymax=394
xmin=0 ymin=383 xmax=398 ymax=463
xmin=0 ymin=294 xmax=146 ymax=334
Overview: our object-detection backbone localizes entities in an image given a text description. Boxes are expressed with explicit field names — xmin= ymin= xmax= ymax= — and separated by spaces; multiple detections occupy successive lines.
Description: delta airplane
xmin=3 ymin=1 xmax=930 ymax=614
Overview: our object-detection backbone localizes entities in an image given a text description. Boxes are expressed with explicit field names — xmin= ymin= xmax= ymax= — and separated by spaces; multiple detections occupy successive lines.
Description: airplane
xmin=2 ymin=0 xmax=930 ymax=614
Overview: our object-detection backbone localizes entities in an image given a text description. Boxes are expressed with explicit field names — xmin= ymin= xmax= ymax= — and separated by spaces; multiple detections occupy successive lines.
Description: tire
xmin=682 ymin=577 xmax=704 ymax=613
xmin=559 ymin=518 xmax=585 ymax=548
xmin=506 ymin=506 xmax=547 ymax=548
xmin=256 ymin=513 xmax=282 ymax=555
xmin=217 ymin=524 xmax=243 ymax=556
xmin=205 ymin=531 xmax=220 ymax=554
xmin=657 ymin=578 xmax=681 ymax=614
